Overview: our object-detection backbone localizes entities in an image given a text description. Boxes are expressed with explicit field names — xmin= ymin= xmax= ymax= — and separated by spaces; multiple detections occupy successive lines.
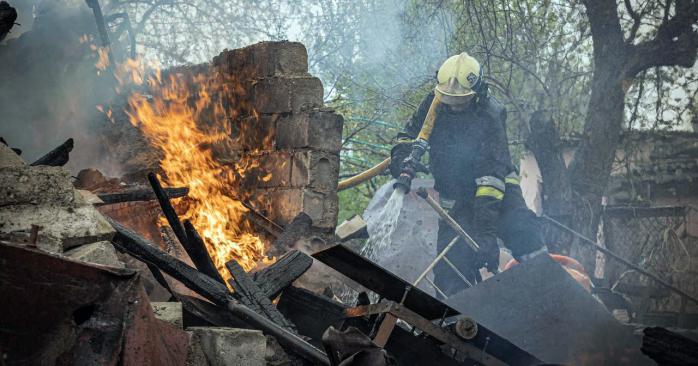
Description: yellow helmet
xmin=435 ymin=52 xmax=483 ymax=105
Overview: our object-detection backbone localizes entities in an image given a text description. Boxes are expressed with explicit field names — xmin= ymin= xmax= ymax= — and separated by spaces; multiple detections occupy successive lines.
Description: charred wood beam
xmin=107 ymin=217 xmax=328 ymax=365
xmin=269 ymin=213 xmax=314 ymax=257
xmin=179 ymin=294 xmax=249 ymax=329
xmin=96 ymin=187 xmax=189 ymax=205
xmin=253 ymin=250 xmax=313 ymax=300
xmin=147 ymin=172 xmax=189 ymax=251
xmin=107 ymin=216 xmax=232 ymax=306
xmin=225 ymin=260 xmax=297 ymax=332
xmin=641 ymin=327 xmax=698 ymax=365
xmin=0 ymin=137 xmax=21 ymax=155
xmin=30 ymin=138 xmax=73 ymax=167
xmin=183 ymin=219 xmax=225 ymax=285
xmin=0 ymin=1 xmax=17 ymax=42
xmin=84 ymin=0 xmax=114 ymax=67
xmin=246 ymin=211 xmax=283 ymax=239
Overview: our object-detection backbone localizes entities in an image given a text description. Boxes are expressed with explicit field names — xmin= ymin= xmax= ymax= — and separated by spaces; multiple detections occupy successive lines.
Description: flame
xmin=124 ymin=65 xmax=268 ymax=278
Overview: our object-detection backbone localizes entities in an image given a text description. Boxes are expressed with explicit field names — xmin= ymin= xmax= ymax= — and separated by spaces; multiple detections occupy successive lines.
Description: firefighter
xmin=390 ymin=52 xmax=547 ymax=297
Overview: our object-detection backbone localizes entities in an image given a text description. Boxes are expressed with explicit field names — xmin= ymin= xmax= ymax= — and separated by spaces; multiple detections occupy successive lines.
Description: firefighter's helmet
xmin=435 ymin=52 xmax=483 ymax=105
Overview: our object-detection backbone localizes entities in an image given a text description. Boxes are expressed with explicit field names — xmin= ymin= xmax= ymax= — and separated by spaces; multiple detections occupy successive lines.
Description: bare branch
xmin=624 ymin=0 xmax=698 ymax=78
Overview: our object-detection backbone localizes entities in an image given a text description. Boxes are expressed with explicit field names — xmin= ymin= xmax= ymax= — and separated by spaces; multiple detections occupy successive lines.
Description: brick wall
xmin=211 ymin=41 xmax=343 ymax=231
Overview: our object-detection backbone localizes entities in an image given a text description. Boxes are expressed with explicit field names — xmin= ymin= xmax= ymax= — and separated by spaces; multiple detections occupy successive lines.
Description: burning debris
xmin=2 ymin=29 xmax=698 ymax=366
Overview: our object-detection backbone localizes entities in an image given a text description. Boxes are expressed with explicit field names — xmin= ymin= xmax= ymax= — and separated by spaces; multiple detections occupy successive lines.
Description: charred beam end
xmin=147 ymin=172 xmax=189 ymax=250
xmin=96 ymin=187 xmax=189 ymax=205
xmin=642 ymin=327 xmax=698 ymax=365
xmin=253 ymin=250 xmax=313 ymax=299
xmin=182 ymin=219 xmax=225 ymax=285
xmin=0 ymin=1 xmax=18 ymax=42
xmin=106 ymin=216 xmax=231 ymax=306
xmin=272 ymin=212 xmax=314 ymax=252
xmin=30 ymin=138 xmax=73 ymax=167
xmin=225 ymin=259 xmax=297 ymax=332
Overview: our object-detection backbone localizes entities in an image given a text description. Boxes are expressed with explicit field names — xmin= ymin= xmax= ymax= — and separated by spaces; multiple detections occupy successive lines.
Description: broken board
xmin=313 ymin=243 xmax=457 ymax=320
xmin=446 ymin=254 xmax=653 ymax=365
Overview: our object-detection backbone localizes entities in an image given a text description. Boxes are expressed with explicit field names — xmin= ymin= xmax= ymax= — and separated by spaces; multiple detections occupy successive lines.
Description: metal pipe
xmin=416 ymin=187 xmax=480 ymax=251
xmin=414 ymin=236 xmax=459 ymax=287
xmin=227 ymin=301 xmax=331 ymax=366
xmin=426 ymin=277 xmax=448 ymax=299
xmin=541 ymin=214 xmax=698 ymax=306
xmin=443 ymin=257 xmax=473 ymax=288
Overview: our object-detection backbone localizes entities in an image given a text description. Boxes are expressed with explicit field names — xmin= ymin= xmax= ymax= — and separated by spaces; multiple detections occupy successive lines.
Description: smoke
xmin=0 ymin=0 xmax=119 ymax=174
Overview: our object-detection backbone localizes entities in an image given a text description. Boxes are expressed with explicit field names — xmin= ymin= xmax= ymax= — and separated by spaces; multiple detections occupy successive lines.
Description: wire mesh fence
xmin=601 ymin=206 xmax=697 ymax=323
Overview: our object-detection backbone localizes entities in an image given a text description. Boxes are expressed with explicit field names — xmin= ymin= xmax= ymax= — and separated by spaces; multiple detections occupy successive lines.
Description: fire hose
xmin=337 ymin=95 xmax=442 ymax=192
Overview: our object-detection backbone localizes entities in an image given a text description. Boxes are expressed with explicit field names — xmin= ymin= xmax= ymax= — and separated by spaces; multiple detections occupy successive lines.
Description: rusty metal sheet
xmin=312 ymin=244 xmax=458 ymax=320
xmin=0 ymin=241 xmax=188 ymax=365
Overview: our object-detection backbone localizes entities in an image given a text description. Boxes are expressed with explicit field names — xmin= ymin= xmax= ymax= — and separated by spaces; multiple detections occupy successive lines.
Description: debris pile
xmin=2 ymin=40 xmax=696 ymax=366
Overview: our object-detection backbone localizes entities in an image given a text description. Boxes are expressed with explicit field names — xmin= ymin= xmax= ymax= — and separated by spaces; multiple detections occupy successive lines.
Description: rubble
xmin=4 ymin=39 xmax=686 ymax=366
xmin=0 ymin=143 xmax=116 ymax=254
xmin=0 ymin=203 xmax=115 ymax=252
xmin=65 ymin=240 xmax=124 ymax=267
xmin=0 ymin=143 xmax=25 ymax=168
xmin=0 ymin=242 xmax=188 ymax=365
xmin=152 ymin=302 xmax=184 ymax=329
xmin=187 ymin=327 xmax=267 ymax=366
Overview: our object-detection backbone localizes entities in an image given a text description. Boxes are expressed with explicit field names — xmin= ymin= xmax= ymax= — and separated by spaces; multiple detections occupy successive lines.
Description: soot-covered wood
xmin=226 ymin=259 xmax=297 ymax=332
xmin=30 ymin=138 xmax=73 ymax=167
xmin=253 ymin=250 xmax=313 ymax=299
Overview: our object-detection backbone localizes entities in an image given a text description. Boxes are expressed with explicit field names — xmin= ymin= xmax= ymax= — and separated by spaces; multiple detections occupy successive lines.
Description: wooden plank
xmin=147 ymin=172 xmax=189 ymax=250
xmin=272 ymin=213 xmax=313 ymax=251
xmin=97 ymin=187 xmax=189 ymax=205
xmin=253 ymin=250 xmax=313 ymax=299
xmin=107 ymin=216 xmax=232 ymax=306
xmin=182 ymin=220 xmax=225 ymax=284
xmin=642 ymin=327 xmax=698 ymax=365
xmin=30 ymin=138 xmax=73 ymax=166
xmin=226 ymin=260 xmax=297 ymax=332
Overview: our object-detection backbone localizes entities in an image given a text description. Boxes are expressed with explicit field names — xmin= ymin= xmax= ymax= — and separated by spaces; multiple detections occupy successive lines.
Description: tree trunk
xmin=526 ymin=111 xmax=574 ymax=255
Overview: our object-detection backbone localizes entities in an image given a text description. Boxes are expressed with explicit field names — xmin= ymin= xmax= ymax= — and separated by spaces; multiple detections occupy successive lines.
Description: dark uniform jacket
xmin=399 ymin=91 xmax=514 ymax=202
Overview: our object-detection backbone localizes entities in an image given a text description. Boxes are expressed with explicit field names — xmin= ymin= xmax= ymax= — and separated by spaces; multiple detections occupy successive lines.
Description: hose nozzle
xmin=393 ymin=173 xmax=413 ymax=193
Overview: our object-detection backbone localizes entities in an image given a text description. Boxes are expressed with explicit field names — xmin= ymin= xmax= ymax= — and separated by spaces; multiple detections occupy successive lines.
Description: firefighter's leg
xmin=433 ymin=200 xmax=480 ymax=297
xmin=498 ymin=176 xmax=547 ymax=261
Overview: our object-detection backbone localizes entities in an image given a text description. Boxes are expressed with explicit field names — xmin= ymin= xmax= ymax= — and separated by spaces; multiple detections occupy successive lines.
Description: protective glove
xmin=389 ymin=140 xmax=412 ymax=179
xmin=471 ymin=193 xmax=503 ymax=273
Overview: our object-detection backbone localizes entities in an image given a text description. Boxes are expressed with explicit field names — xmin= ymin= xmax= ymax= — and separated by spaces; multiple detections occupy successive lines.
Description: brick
xmin=259 ymin=188 xmax=338 ymax=229
xmin=187 ymin=327 xmax=266 ymax=366
xmin=239 ymin=151 xmax=292 ymax=188
xmin=233 ymin=114 xmax=278 ymax=151
xmin=252 ymin=77 xmax=323 ymax=114
xmin=151 ymin=302 xmax=183 ymax=329
xmin=275 ymin=109 xmax=344 ymax=153
xmin=213 ymin=41 xmax=309 ymax=78
xmin=290 ymin=149 xmax=339 ymax=193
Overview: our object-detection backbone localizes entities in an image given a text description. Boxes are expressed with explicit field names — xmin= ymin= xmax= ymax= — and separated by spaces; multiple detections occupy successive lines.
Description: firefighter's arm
xmin=390 ymin=92 xmax=435 ymax=178
xmin=399 ymin=91 xmax=435 ymax=140
xmin=471 ymin=98 xmax=511 ymax=272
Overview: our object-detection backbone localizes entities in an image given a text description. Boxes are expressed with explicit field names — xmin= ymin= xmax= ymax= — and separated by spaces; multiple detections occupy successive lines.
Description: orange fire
xmin=124 ymin=65 xmax=269 ymax=278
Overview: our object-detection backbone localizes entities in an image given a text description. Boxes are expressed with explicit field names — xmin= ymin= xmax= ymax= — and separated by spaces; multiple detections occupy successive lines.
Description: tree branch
xmin=624 ymin=0 xmax=698 ymax=78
